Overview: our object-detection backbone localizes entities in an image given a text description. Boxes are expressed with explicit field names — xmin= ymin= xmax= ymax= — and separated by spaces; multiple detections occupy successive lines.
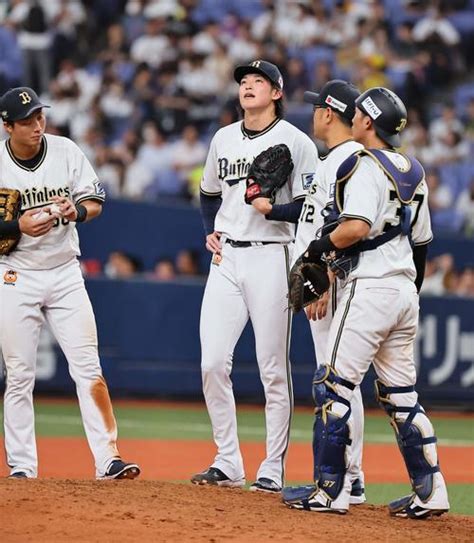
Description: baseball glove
xmin=0 ymin=188 xmax=22 ymax=255
xmin=289 ymin=254 xmax=330 ymax=313
xmin=245 ymin=143 xmax=294 ymax=204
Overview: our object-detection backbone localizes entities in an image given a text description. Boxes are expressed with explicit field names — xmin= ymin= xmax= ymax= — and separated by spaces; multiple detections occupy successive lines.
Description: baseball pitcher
xmin=192 ymin=61 xmax=317 ymax=492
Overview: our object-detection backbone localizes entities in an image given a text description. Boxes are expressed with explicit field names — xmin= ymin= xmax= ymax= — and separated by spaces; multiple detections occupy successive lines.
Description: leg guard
xmin=312 ymin=365 xmax=354 ymax=502
xmin=374 ymin=379 xmax=439 ymax=501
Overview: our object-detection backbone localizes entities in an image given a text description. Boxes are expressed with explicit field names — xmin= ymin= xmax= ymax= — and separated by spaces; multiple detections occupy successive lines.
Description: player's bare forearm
xmin=329 ymin=219 xmax=370 ymax=249
xmin=80 ymin=200 xmax=102 ymax=221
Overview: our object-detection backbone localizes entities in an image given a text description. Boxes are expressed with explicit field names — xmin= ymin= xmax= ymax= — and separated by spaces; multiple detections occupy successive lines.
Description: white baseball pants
xmin=0 ymin=259 xmax=120 ymax=477
xmin=200 ymin=242 xmax=293 ymax=487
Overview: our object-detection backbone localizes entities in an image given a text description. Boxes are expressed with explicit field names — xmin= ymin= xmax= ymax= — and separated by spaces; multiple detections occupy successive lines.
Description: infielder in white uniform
xmin=191 ymin=61 xmax=317 ymax=492
xmin=289 ymin=80 xmax=366 ymax=505
xmin=0 ymin=87 xmax=140 ymax=480
xmin=283 ymin=87 xmax=449 ymax=518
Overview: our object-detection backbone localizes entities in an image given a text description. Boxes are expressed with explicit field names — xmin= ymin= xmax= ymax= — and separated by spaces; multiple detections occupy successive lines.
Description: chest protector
xmin=325 ymin=148 xmax=425 ymax=253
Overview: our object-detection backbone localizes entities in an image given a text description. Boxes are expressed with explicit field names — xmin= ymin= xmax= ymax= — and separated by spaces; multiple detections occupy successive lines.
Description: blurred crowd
xmin=81 ymin=248 xmax=206 ymax=282
xmin=0 ymin=1 xmax=473 ymax=225
xmin=0 ymin=0 xmax=473 ymax=288
xmin=421 ymin=254 xmax=474 ymax=297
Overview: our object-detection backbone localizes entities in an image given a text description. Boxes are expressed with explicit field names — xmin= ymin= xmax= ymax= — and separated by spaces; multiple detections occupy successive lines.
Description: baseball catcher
xmin=0 ymin=188 xmax=22 ymax=255
xmin=245 ymin=143 xmax=294 ymax=204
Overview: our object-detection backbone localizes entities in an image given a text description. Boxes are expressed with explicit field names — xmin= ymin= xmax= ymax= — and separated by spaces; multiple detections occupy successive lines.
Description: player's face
xmin=7 ymin=110 xmax=46 ymax=148
xmin=312 ymin=105 xmax=327 ymax=140
xmin=239 ymin=74 xmax=282 ymax=112
xmin=351 ymin=107 xmax=369 ymax=143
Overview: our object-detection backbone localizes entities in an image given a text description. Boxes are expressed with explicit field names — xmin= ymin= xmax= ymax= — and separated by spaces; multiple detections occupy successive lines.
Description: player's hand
xmin=18 ymin=208 xmax=57 ymax=237
xmin=206 ymin=231 xmax=222 ymax=254
xmin=51 ymin=195 xmax=77 ymax=221
xmin=251 ymin=197 xmax=272 ymax=215
xmin=305 ymin=290 xmax=329 ymax=321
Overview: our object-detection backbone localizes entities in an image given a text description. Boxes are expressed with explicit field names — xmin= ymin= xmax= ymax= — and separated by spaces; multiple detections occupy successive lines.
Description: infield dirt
xmin=2 ymin=479 xmax=473 ymax=542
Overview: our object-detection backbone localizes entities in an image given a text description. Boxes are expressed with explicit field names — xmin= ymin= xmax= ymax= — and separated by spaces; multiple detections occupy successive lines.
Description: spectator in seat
xmin=105 ymin=251 xmax=143 ymax=279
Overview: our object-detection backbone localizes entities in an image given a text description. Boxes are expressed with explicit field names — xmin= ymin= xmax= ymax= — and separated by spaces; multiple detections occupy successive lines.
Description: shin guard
xmin=312 ymin=365 xmax=355 ymax=501
xmin=375 ymin=379 xmax=440 ymax=501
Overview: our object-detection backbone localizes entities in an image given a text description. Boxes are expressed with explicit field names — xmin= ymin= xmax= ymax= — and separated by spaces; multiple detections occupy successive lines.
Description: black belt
xmin=225 ymin=239 xmax=280 ymax=248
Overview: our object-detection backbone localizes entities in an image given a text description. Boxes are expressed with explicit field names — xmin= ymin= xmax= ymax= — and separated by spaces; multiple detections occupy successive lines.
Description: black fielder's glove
xmin=0 ymin=188 xmax=22 ymax=255
xmin=245 ymin=143 xmax=294 ymax=204
xmin=289 ymin=253 xmax=330 ymax=313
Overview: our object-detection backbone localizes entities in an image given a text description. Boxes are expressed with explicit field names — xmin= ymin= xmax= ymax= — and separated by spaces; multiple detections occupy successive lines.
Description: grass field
xmin=1 ymin=399 xmax=473 ymax=515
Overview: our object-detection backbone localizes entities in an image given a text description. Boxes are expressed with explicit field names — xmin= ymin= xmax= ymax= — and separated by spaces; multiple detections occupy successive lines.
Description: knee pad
xmin=375 ymin=379 xmax=440 ymax=501
xmin=312 ymin=365 xmax=355 ymax=501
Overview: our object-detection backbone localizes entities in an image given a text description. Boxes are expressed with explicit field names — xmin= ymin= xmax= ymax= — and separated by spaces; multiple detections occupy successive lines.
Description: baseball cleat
xmin=388 ymin=493 xmax=449 ymax=519
xmin=282 ymin=484 xmax=348 ymax=514
xmin=8 ymin=471 xmax=28 ymax=479
xmin=191 ymin=467 xmax=245 ymax=488
xmin=100 ymin=459 xmax=141 ymax=480
xmin=350 ymin=478 xmax=366 ymax=505
xmin=249 ymin=477 xmax=281 ymax=493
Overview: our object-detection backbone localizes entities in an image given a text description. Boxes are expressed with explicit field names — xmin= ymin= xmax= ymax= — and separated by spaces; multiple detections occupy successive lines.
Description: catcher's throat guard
xmin=0 ymin=188 xmax=22 ymax=255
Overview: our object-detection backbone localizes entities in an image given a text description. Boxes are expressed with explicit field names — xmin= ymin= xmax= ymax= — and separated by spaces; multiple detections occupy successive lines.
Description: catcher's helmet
xmin=355 ymin=87 xmax=407 ymax=147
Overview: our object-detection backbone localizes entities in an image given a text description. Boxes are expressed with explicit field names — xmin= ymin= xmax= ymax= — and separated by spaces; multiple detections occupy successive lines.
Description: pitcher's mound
xmin=1 ymin=479 xmax=472 ymax=542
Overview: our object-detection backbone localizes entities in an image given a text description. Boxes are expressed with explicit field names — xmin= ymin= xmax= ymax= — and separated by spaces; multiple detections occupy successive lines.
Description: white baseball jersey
xmin=0 ymin=133 xmax=105 ymax=270
xmin=293 ymin=140 xmax=363 ymax=265
xmin=340 ymin=151 xmax=432 ymax=283
xmin=200 ymin=119 xmax=317 ymax=242
xmin=0 ymin=133 xmax=124 ymax=479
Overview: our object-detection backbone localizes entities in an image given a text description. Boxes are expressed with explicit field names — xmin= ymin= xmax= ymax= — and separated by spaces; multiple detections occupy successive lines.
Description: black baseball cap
xmin=304 ymin=80 xmax=360 ymax=121
xmin=0 ymin=87 xmax=50 ymax=122
xmin=234 ymin=60 xmax=284 ymax=90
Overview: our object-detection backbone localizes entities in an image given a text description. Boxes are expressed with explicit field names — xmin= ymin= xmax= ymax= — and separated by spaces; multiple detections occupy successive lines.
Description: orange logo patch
xmin=3 ymin=269 xmax=17 ymax=284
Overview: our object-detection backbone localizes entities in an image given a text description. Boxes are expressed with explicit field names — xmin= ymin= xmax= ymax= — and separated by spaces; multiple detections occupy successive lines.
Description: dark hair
xmin=273 ymin=84 xmax=285 ymax=118
xmin=334 ymin=111 xmax=352 ymax=127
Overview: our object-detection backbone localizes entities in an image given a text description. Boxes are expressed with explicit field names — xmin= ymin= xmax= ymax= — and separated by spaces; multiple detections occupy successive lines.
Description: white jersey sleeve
xmin=66 ymin=140 xmax=105 ymax=204
xmin=200 ymin=136 xmax=222 ymax=196
xmin=340 ymin=157 xmax=379 ymax=226
xmin=288 ymin=134 xmax=318 ymax=201
xmin=410 ymin=180 xmax=433 ymax=246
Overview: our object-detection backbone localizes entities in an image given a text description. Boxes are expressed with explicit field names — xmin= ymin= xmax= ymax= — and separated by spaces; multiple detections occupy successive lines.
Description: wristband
xmin=75 ymin=204 xmax=88 ymax=223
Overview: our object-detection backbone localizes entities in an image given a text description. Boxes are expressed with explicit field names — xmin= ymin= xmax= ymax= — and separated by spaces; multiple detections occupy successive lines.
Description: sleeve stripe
xmin=76 ymin=195 xmax=105 ymax=205
xmin=339 ymin=213 xmax=373 ymax=226
xmin=293 ymin=195 xmax=306 ymax=202
xmin=200 ymin=188 xmax=222 ymax=197
xmin=413 ymin=236 xmax=433 ymax=246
